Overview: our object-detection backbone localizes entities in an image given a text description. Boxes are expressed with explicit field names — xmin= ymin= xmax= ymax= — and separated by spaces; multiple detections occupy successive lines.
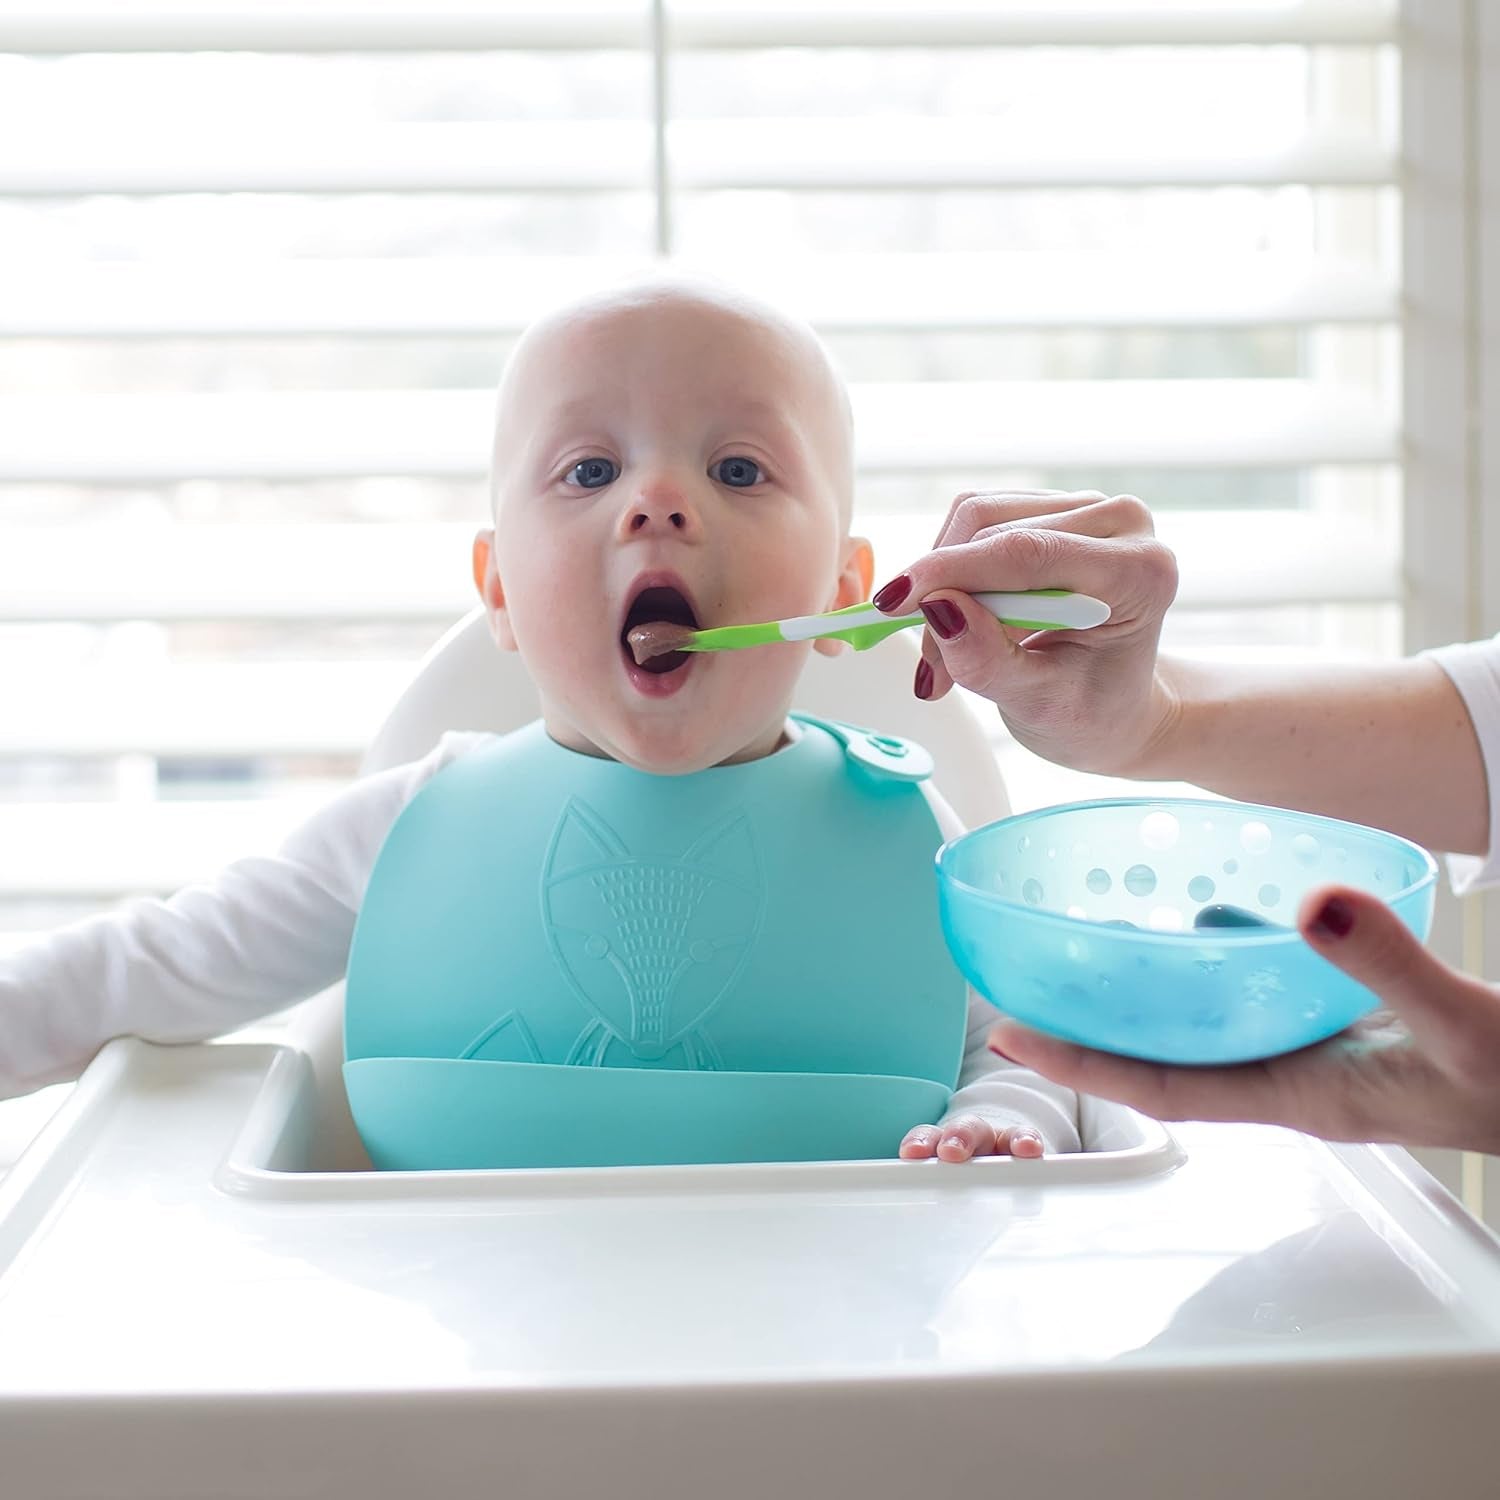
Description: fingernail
xmin=987 ymin=1040 xmax=1015 ymax=1061
xmin=872 ymin=574 xmax=912 ymax=613
xmin=942 ymin=1136 xmax=964 ymax=1152
xmin=914 ymin=658 xmax=934 ymax=700
xmin=1310 ymin=896 xmax=1355 ymax=940
xmin=920 ymin=599 xmax=966 ymax=641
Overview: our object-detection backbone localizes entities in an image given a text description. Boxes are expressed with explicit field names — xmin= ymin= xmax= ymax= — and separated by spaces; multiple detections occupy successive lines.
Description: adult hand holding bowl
xmin=938 ymin=797 xmax=1437 ymax=1069
xmin=986 ymin=879 xmax=1500 ymax=1154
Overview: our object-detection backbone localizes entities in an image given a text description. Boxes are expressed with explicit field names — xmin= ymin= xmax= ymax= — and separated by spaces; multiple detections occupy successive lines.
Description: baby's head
xmin=472 ymin=275 xmax=873 ymax=775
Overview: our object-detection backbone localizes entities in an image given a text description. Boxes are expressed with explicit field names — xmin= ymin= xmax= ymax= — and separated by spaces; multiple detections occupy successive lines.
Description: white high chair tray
xmin=2 ymin=1038 xmax=1500 ymax=1498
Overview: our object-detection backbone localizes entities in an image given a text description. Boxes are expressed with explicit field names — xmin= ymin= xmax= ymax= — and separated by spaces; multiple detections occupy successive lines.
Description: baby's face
xmin=475 ymin=286 xmax=870 ymax=774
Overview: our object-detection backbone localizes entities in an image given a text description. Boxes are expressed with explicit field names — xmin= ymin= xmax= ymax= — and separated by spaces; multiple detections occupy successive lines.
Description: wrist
xmin=1113 ymin=658 xmax=1188 ymax=781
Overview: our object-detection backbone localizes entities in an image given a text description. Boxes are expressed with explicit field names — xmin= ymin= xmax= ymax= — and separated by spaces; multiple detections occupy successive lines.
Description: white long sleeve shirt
xmin=1427 ymin=635 xmax=1500 ymax=895
xmin=0 ymin=724 xmax=1082 ymax=1152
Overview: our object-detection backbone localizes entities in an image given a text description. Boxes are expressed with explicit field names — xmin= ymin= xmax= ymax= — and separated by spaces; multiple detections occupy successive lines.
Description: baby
xmin=0 ymin=275 xmax=1081 ymax=1162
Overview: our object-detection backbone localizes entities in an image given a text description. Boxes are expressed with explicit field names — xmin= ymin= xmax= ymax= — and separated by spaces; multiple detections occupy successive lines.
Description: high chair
xmin=0 ymin=613 xmax=1498 ymax=1500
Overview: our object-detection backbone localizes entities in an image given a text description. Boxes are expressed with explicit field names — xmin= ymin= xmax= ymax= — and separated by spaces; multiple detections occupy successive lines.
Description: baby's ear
xmin=848 ymin=536 xmax=875 ymax=601
xmin=471 ymin=529 xmax=518 ymax=652
xmin=813 ymin=535 xmax=876 ymax=657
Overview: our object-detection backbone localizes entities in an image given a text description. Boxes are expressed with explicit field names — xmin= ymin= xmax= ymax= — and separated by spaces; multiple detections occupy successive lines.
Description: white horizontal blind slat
xmin=670 ymin=123 xmax=1396 ymax=191
xmin=673 ymin=1 xmax=1399 ymax=49
xmin=0 ymin=123 xmax=1396 ymax=196
xmin=856 ymin=381 xmax=1395 ymax=470
xmin=0 ymin=2 xmax=1398 ymax=53
xmin=0 ymin=524 xmax=476 ymax=621
xmin=0 ymin=381 xmax=1396 ymax=485
xmin=0 ymin=3 xmax=647 ymax=54
xmin=1 ymin=662 xmax=411 ymax=758
xmin=0 ymin=122 xmax=653 ymax=195
xmin=0 ymin=256 xmax=1398 ymax=338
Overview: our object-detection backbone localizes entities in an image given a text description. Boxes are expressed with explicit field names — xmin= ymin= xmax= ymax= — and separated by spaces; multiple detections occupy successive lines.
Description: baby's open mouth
xmin=621 ymin=586 xmax=698 ymax=674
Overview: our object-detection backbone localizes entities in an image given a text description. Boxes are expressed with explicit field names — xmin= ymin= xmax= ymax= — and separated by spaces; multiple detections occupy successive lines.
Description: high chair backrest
xmin=286 ymin=608 xmax=1010 ymax=1169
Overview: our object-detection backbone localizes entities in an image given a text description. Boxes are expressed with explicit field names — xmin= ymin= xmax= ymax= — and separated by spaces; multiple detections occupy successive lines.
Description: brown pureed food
xmin=626 ymin=620 xmax=697 ymax=666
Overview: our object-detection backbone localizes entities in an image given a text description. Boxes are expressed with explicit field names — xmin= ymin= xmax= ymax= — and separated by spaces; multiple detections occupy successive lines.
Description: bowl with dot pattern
xmin=936 ymin=798 xmax=1438 ymax=1065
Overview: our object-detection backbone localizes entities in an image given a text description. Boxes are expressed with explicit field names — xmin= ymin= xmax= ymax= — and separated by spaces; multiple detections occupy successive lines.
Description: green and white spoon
xmin=628 ymin=588 xmax=1110 ymax=664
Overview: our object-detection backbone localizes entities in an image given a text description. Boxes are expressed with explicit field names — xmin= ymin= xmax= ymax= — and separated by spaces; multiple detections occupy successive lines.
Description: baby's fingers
xmin=993 ymin=1124 xmax=1045 ymax=1159
xmin=899 ymin=1117 xmax=1044 ymax=1160
xmin=933 ymin=1114 xmax=999 ymax=1162
xmin=899 ymin=1124 xmax=943 ymax=1159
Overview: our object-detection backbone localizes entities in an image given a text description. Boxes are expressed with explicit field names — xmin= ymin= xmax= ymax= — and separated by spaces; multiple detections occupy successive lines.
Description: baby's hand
xmin=898 ymin=1113 xmax=1044 ymax=1162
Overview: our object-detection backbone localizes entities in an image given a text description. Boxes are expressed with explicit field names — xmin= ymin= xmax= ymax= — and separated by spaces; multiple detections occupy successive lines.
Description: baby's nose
xmin=626 ymin=506 xmax=686 ymax=533
xmin=622 ymin=478 xmax=698 ymax=536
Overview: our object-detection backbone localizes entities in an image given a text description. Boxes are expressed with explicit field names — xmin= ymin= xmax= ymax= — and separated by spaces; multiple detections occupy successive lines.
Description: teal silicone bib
xmin=344 ymin=713 xmax=966 ymax=1169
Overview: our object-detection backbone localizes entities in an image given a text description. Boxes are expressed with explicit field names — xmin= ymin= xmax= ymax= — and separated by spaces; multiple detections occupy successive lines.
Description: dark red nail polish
xmin=872 ymin=574 xmax=912 ymax=613
xmin=1310 ymin=896 xmax=1355 ymax=940
xmin=921 ymin=599 xmax=966 ymax=640
xmin=914 ymin=658 xmax=934 ymax=700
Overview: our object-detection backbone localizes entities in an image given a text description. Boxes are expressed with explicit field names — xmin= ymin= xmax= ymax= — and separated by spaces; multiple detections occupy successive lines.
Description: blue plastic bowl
xmin=344 ymin=1058 xmax=951 ymax=1171
xmin=936 ymin=798 xmax=1438 ymax=1064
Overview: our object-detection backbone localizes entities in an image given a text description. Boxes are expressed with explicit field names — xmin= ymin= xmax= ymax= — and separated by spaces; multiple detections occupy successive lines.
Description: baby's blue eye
xmin=567 ymin=457 xmax=619 ymax=488
xmin=711 ymin=456 xmax=764 ymax=488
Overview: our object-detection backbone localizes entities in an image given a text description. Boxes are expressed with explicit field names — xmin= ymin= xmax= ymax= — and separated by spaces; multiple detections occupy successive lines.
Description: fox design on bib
xmin=537 ymin=797 xmax=765 ymax=1069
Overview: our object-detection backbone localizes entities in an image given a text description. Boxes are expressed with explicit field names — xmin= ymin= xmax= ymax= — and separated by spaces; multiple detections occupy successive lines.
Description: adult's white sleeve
xmin=0 ymin=732 xmax=486 ymax=1099
xmin=919 ymin=781 xmax=1083 ymax=1154
xmin=1424 ymin=636 xmax=1500 ymax=894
